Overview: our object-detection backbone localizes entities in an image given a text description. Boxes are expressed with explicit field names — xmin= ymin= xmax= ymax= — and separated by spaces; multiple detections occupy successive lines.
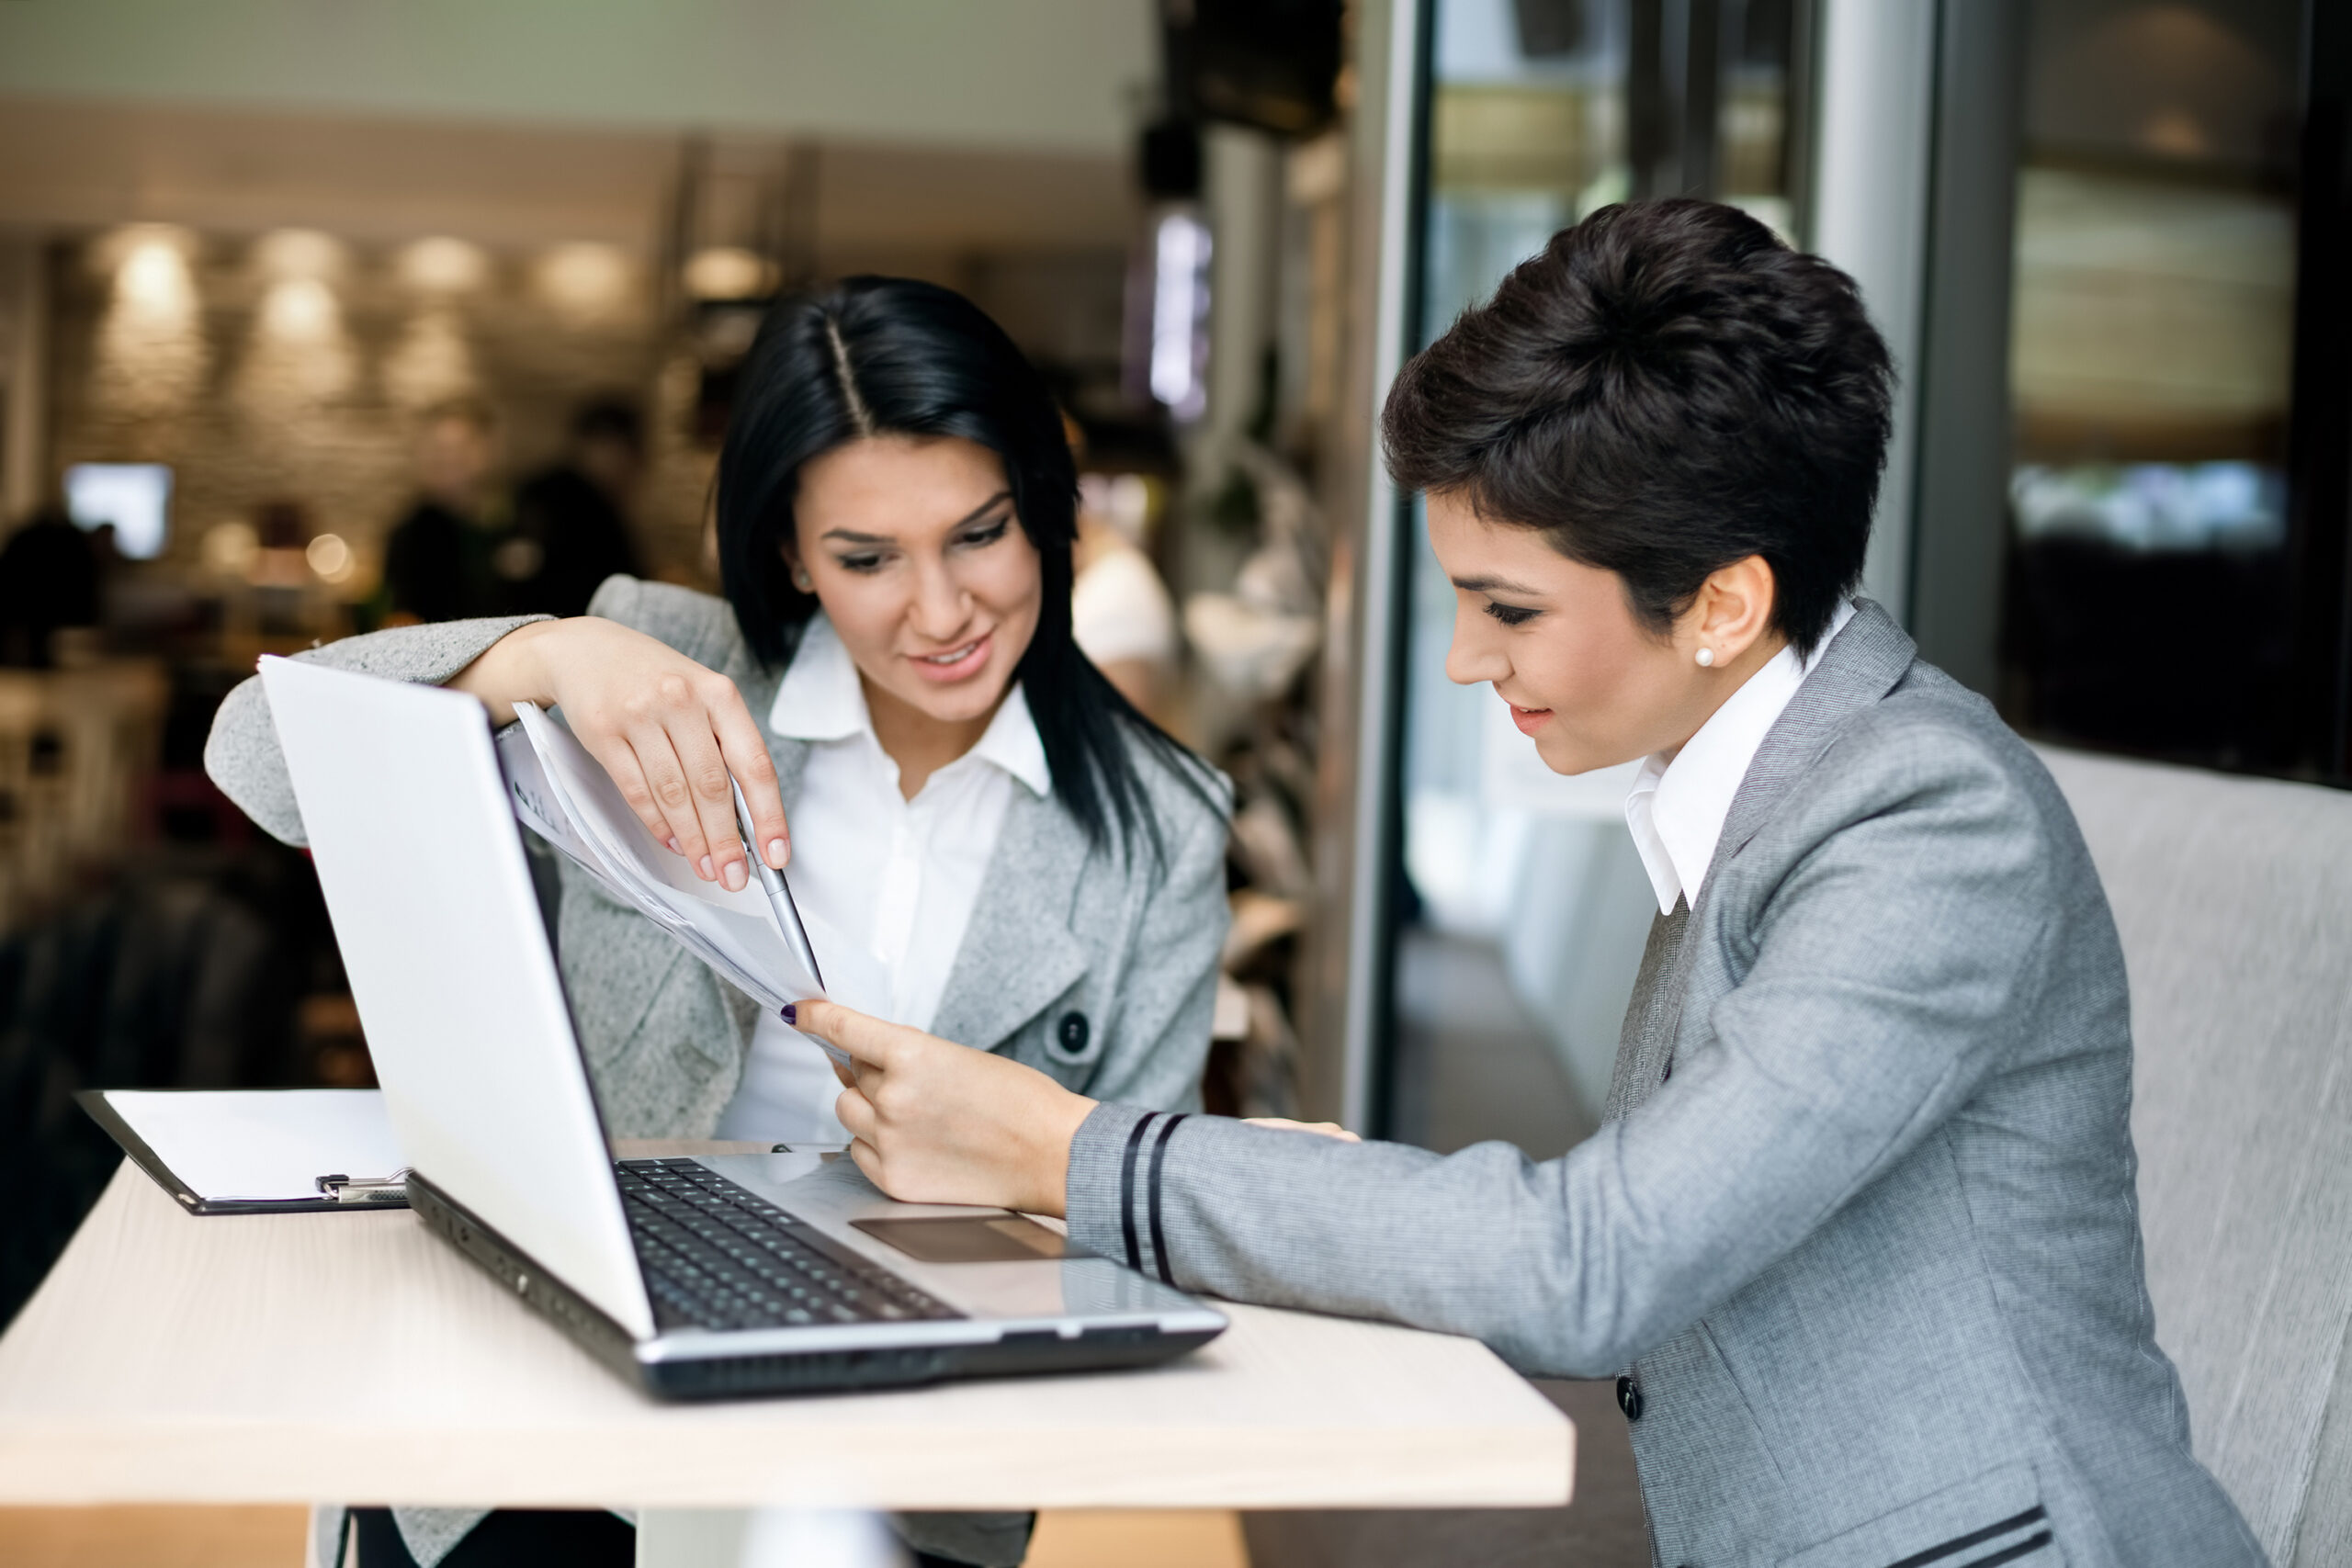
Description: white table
xmin=0 ymin=1159 xmax=1570 ymax=1556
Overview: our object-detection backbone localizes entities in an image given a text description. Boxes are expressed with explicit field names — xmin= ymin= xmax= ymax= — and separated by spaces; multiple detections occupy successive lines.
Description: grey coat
xmin=1068 ymin=602 xmax=2264 ymax=1568
xmin=209 ymin=579 xmax=1230 ymax=1568
xmin=207 ymin=576 xmax=1232 ymax=1139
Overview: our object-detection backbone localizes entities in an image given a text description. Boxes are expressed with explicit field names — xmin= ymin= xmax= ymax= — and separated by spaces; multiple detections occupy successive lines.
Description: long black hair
xmin=716 ymin=275 xmax=1216 ymax=863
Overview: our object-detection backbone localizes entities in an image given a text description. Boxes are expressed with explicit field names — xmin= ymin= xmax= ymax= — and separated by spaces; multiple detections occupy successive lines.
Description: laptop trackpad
xmin=852 ymin=1213 xmax=1082 ymax=1263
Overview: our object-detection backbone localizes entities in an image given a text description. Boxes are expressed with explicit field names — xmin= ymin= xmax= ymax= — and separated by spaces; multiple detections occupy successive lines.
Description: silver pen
xmin=731 ymin=777 xmax=826 ymax=992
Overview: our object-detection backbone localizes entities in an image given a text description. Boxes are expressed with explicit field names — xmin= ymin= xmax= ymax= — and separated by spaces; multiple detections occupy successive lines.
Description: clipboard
xmin=76 ymin=1088 xmax=412 ymax=1215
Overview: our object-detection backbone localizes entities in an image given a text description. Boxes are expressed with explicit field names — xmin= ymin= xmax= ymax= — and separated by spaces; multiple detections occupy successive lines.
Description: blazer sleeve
xmin=204 ymin=616 xmax=550 ymax=847
xmin=1065 ymin=730 xmax=2061 ymax=1376
xmin=583 ymin=573 xmax=746 ymax=671
xmin=1079 ymin=781 xmax=1232 ymax=1114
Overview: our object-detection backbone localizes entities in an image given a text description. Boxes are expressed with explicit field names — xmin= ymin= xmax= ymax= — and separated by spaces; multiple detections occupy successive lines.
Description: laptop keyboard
xmin=616 ymin=1158 xmax=962 ymax=1332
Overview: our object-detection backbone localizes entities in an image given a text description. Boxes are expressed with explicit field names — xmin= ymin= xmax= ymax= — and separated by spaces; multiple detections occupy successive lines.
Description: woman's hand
xmin=450 ymin=617 xmax=790 ymax=889
xmin=788 ymin=998 xmax=1095 ymax=1217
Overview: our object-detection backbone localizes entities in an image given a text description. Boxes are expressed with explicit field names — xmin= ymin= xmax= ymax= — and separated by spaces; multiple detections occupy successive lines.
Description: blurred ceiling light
xmin=399 ymin=236 xmax=490 ymax=294
xmin=537 ymin=242 xmax=634 ymax=319
xmin=1150 ymin=212 xmax=1212 ymax=421
xmin=305 ymin=532 xmax=355 ymax=582
xmin=119 ymin=236 xmax=197 ymax=315
xmin=241 ymin=275 xmax=356 ymax=408
xmin=253 ymin=228 xmax=347 ymax=280
xmin=683 ymin=245 xmax=775 ymax=301
xmin=202 ymin=520 xmax=260 ymax=578
xmin=91 ymin=221 xmax=196 ymax=275
xmin=383 ymin=306 xmax=479 ymax=409
xmin=95 ymin=225 xmax=205 ymax=415
xmin=260 ymin=276 xmax=339 ymax=341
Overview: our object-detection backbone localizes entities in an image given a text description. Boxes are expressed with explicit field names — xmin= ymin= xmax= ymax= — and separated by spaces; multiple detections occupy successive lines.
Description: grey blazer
xmin=206 ymin=576 xmax=1232 ymax=1145
xmin=1066 ymin=602 xmax=2265 ymax=1568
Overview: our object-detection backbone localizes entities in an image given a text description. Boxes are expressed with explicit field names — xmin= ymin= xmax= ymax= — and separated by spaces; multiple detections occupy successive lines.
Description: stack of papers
xmin=497 ymin=704 xmax=882 ymax=1043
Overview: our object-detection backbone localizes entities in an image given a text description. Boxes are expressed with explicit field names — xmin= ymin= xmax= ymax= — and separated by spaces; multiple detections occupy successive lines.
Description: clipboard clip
xmin=315 ymin=1168 xmax=411 ymax=1203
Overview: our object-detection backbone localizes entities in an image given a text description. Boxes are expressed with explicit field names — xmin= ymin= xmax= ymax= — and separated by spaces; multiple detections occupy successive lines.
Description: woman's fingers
xmin=787 ymin=998 xmax=917 ymax=1072
xmin=535 ymin=620 xmax=783 ymax=879
xmin=621 ymin=727 xmax=714 ymax=874
xmin=710 ymin=687 xmax=791 ymax=869
xmin=654 ymin=702 xmax=750 ymax=888
xmin=582 ymin=732 xmax=674 ymax=849
xmin=835 ymin=1081 xmax=876 ymax=1142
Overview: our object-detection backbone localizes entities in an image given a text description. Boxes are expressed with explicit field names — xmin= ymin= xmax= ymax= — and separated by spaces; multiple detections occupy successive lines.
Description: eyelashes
xmin=959 ymin=517 xmax=1012 ymax=548
xmin=827 ymin=515 xmax=1015 ymax=576
xmin=1484 ymin=602 xmax=1538 ymax=626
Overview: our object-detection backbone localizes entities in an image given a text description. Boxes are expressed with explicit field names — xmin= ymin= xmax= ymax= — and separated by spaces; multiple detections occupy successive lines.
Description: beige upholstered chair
xmin=2041 ymin=747 xmax=2352 ymax=1568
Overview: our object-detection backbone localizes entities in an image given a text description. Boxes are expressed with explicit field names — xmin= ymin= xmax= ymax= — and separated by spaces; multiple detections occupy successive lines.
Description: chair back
xmin=2040 ymin=746 xmax=2352 ymax=1568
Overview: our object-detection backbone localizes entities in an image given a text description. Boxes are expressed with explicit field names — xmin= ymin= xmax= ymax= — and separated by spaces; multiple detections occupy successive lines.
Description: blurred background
xmin=0 ymin=5 xmax=2348 ymax=1559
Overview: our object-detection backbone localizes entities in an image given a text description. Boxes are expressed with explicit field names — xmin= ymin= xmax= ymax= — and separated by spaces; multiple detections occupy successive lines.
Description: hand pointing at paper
xmin=789 ymin=998 xmax=1356 ymax=1219
xmin=451 ymin=616 xmax=791 ymax=893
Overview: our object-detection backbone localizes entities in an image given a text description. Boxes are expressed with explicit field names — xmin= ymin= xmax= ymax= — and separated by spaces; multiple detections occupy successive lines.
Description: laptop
xmin=258 ymin=656 xmax=1226 ymax=1401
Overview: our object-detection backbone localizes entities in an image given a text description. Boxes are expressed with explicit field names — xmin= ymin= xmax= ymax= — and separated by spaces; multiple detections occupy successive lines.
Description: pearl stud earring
xmin=793 ymin=569 xmax=813 ymax=592
xmin=1696 ymin=647 xmax=1715 ymax=668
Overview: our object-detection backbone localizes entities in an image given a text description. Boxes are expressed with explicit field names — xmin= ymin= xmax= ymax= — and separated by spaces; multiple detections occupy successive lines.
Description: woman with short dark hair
xmin=790 ymin=204 xmax=2266 ymax=1568
xmin=209 ymin=276 xmax=1228 ymax=1568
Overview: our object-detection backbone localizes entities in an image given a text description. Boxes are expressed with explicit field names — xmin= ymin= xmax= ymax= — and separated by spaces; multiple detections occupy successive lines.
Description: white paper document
xmin=99 ymin=1089 xmax=402 ymax=1203
xmin=496 ymin=705 xmax=874 ymax=1056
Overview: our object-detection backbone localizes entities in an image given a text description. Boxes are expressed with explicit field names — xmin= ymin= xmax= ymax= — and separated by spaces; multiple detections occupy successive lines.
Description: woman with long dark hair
xmin=209 ymin=276 xmax=1229 ymax=1568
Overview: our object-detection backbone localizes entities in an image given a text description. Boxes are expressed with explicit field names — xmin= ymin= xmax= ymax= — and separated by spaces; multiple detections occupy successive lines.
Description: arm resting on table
xmin=1067 ymin=736 xmax=2060 ymax=1377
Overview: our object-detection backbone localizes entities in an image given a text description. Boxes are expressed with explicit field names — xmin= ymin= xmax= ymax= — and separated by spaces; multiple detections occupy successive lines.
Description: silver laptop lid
xmin=260 ymin=657 xmax=656 ymax=1340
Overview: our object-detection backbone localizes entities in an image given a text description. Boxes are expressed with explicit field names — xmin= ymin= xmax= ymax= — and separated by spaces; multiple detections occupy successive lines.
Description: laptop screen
xmin=261 ymin=657 xmax=655 ymax=1339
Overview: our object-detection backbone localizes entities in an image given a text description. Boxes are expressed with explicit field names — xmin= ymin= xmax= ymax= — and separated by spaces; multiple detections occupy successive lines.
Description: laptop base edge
xmin=408 ymin=1170 xmax=1222 ymax=1403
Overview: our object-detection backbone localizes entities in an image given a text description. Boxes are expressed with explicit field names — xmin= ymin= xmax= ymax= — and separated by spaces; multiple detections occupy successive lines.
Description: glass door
xmin=1999 ymin=0 xmax=2310 ymax=773
xmin=1383 ymin=0 xmax=1808 ymax=1151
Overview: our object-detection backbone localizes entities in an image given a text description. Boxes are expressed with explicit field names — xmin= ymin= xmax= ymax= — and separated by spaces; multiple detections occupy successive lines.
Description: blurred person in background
xmin=510 ymin=395 xmax=648 ymax=619
xmin=1061 ymin=417 xmax=1178 ymax=726
xmin=381 ymin=399 xmax=512 ymax=625
xmin=0 ymin=507 xmax=102 ymax=668
xmin=208 ymin=275 xmax=1229 ymax=1568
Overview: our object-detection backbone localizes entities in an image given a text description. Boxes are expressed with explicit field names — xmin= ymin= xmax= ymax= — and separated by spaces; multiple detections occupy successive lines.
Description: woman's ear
xmin=1685 ymin=556 xmax=1779 ymax=669
xmin=779 ymin=538 xmax=815 ymax=596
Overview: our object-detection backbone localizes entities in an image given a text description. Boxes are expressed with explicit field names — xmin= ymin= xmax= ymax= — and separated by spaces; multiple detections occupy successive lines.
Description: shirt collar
xmin=1623 ymin=598 xmax=1857 ymax=916
xmin=767 ymin=614 xmax=1052 ymax=797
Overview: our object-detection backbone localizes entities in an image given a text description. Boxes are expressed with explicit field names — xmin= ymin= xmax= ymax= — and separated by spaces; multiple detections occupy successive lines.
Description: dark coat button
xmin=1616 ymin=1373 xmax=1644 ymax=1421
xmin=1054 ymin=1011 xmax=1091 ymax=1058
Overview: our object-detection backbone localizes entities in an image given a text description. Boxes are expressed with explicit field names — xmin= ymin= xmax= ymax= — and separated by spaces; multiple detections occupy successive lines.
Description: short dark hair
xmin=715 ymin=275 xmax=1213 ymax=859
xmin=1382 ymin=199 xmax=1894 ymax=655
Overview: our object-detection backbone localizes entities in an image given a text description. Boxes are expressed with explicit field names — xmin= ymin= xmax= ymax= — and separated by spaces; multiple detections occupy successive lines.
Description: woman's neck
xmin=861 ymin=672 xmax=1001 ymax=800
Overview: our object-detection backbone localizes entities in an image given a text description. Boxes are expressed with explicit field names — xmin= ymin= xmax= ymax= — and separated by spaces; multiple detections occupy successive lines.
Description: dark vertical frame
xmin=2287 ymin=0 xmax=2352 ymax=780
xmin=1362 ymin=0 xmax=1439 ymax=1141
xmin=1905 ymin=0 xmax=2025 ymax=699
xmin=1781 ymin=0 xmax=1821 ymax=243
xmin=1629 ymin=0 xmax=1671 ymax=198
xmin=1680 ymin=0 xmax=1723 ymax=198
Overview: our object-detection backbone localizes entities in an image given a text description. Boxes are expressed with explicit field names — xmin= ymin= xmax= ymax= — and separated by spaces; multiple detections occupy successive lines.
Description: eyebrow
xmin=820 ymin=491 xmax=1013 ymax=545
xmin=1450 ymin=573 xmax=1546 ymax=597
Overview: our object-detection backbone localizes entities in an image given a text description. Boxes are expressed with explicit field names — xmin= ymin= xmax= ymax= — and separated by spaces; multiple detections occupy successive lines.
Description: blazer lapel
xmin=929 ymin=788 xmax=1091 ymax=1052
xmin=1706 ymin=597 xmax=1917 ymax=881
xmin=1611 ymin=602 xmax=1916 ymax=1116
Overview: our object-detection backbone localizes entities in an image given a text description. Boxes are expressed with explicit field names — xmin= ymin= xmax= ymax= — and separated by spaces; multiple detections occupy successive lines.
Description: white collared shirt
xmin=1623 ymin=600 xmax=1857 ymax=917
xmin=713 ymin=614 xmax=1051 ymax=1144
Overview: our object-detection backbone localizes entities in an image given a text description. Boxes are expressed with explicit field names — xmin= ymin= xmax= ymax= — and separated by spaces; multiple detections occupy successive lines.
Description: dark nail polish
xmin=781 ymin=1003 xmax=798 ymax=1026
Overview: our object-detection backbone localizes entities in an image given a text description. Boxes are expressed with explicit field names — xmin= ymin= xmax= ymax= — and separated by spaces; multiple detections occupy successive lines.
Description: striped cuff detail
xmin=1144 ymin=1113 xmax=1188 ymax=1285
xmin=1116 ymin=1111 xmax=1160 ymax=1272
xmin=1889 ymin=1506 xmax=2051 ymax=1568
